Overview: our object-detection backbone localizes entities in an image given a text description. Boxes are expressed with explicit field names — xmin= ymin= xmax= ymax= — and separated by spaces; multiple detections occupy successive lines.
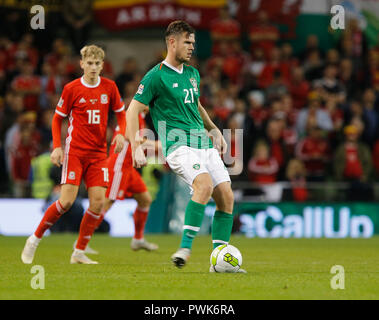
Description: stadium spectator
xmin=299 ymin=34 xmax=324 ymax=62
xmin=0 ymin=91 xmax=24 ymax=142
xmin=295 ymin=122 xmax=330 ymax=182
xmin=230 ymin=98 xmax=246 ymax=129
xmin=62 ymin=0 xmax=94 ymax=53
xmin=288 ymin=66 xmax=310 ymax=110
xmin=221 ymin=42 xmax=249 ymax=84
xmin=210 ymin=5 xmax=241 ymax=56
xmin=277 ymin=96 xmax=298 ymax=157
xmin=258 ymin=47 xmax=290 ymax=89
xmin=9 ymin=112 xmax=41 ymax=197
xmin=361 ymin=88 xmax=379 ymax=147
xmin=334 ymin=124 xmax=373 ymax=201
xmin=264 ymin=118 xmax=288 ymax=180
xmin=248 ymin=10 xmax=279 ymax=60
xmin=280 ymin=43 xmax=298 ymax=70
xmin=212 ymin=88 xmax=235 ymax=127
xmin=30 ymin=139 xmax=53 ymax=199
xmin=38 ymin=109 xmax=54 ymax=146
xmin=372 ymin=138 xmax=379 ymax=178
xmin=7 ymin=33 xmax=39 ymax=69
xmin=248 ymin=140 xmax=279 ymax=184
xmin=303 ymin=49 xmax=324 ymax=82
xmin=313 ymin=64 xmax=346 ymax=105
xmin=242 ymin=46 xmax=266 ymax=93
xmin=339 ymin=58 xmax=359 ymax=100
xmin=43 ymin=38 xmax=71 ymax=72
xmin=325 ymin=48 xmax=340 ymax=65
xmin=296 ymin=91 xmax=333 ymax=137
xmin=11 ymin=58 xmax=41 ymax=112
xmin=245 ymin=90 xmax=268 ymax=136
xmin=282 ymin=158 xmax=308 ymax=202
xmin=264 ymin=70 xmax=289 ymax=104
xmin=341 ymin=18 xmax=368 ymax=66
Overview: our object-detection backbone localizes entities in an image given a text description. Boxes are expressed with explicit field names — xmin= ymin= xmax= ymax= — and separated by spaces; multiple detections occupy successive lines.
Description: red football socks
xmin=75 ymin=209 xmax=101 ymax=250
xmin=34 ymin=200 xmax=67 ymax=238
xmin=133 ymin=207 xmax=149 ymax=240
xmin=94 ymin=210 xmax=106 ymax=230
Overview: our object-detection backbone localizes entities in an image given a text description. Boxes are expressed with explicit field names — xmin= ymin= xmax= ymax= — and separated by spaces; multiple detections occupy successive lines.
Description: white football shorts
xmin=165 ymin=146 xmax=231 ymax=191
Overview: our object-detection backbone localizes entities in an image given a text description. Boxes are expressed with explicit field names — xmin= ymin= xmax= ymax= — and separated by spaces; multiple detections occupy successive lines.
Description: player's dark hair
xmin=165 ymin=20 xmax=195 ymax=40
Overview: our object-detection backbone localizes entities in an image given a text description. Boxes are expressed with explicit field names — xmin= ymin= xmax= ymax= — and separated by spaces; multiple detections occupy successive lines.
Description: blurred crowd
xmin=0 ymin=6 xmax=379 ymax=202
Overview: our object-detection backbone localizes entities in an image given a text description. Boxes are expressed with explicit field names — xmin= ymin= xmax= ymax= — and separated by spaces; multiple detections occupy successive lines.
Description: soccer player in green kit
xmin=126 ymin=20 xmax=246 ymax=273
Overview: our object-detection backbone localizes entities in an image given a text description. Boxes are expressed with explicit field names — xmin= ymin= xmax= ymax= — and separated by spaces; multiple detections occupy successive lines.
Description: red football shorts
xmin=106 ymin=166 xmax=147 ymax=201
xmin=61 ymin=153 xmax=109 ymax=189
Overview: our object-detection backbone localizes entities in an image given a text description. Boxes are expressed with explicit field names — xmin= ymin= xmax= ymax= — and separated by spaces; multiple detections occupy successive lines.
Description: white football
xmin=210 ymin=244 xmax=243 ymax=273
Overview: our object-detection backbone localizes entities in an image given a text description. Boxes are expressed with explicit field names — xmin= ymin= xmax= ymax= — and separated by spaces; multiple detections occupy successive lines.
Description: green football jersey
xmin=133 ymin=61 xmax=212 ymax=156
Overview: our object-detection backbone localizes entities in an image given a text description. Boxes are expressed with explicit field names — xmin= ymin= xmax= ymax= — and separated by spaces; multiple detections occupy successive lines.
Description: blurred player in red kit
xmin=83 ymin=109 xmax=160 ymax=253
xmin=21 ymin=45 xmax=126 ymax=264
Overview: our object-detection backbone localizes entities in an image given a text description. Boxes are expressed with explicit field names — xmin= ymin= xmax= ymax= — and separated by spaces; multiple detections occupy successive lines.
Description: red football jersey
xmin=108 ymin=113 xmax=146 ymax=169
xmin=55 ymin=76 xmax=124 ymax=157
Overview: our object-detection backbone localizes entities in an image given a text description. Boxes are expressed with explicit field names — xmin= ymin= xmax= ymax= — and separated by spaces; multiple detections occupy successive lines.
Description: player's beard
xmin=176 ymin=51 xmax=191 ymax=64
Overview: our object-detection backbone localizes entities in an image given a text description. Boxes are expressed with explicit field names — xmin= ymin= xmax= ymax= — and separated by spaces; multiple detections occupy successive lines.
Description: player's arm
xmin=198 ymin=100 xmax=227 ymax=154
xmin=112 ymin=109 xmax=126 ymax=153
xmin=126 ymin=99 xmax=148 ymax=168
xmin=51 ymin=113 xmax=64 ymax=167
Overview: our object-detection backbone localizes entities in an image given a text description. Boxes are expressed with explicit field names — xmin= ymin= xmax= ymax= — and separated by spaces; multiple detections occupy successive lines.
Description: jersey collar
xmin=81 ymin=76 xmax=101 ymax=88
xmin=162 ymin=61 xmax=183 ymax=74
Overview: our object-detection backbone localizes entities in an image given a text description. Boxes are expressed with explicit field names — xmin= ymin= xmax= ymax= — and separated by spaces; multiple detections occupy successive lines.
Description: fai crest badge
xmin=190 ymin=78 xmax=198 ymax=93
xmin=190 ymin=78 xmax=197 ymax=88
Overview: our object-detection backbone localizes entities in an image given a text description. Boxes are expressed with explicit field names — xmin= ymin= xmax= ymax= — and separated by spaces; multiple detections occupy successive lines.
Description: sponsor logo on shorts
xmin=68 ymin=171 xmax=75 ymax=180
xmin=118 ymin=190 xmax=124 ymax=198
xmin=193 ymin=163 xmax=200 ymax=170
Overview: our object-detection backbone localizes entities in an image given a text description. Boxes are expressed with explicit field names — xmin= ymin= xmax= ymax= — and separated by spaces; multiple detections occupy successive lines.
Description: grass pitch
xmin=0 ymin=234 xmax=378 ymax=300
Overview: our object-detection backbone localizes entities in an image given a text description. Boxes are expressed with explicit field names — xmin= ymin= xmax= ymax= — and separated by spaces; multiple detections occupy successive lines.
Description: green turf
xmin=0 ymin=234 xmax=378 ymax=300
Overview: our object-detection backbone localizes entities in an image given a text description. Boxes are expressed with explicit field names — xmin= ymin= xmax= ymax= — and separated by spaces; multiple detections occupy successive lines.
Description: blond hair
xmin=80 ymin=45 xmax=105 ymax=61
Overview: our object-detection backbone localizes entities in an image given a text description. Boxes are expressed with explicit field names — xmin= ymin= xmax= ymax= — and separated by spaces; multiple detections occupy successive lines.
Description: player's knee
xmin=195 ymin=182 xmax=213 ymax=199
xmin=58 ymin=199 xmax=74 ymax=212
xmin=140 ymin=193 xmax=152 ymax=208
xmin=89 ymin=197 xmax=105 ymax=213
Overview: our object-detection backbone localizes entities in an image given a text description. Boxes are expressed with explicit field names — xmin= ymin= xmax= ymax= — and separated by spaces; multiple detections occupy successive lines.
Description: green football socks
xmin=180 ymin=200 xmax=206 ymax=249
xmin=212 ymin=210 xmax=234 ymax=249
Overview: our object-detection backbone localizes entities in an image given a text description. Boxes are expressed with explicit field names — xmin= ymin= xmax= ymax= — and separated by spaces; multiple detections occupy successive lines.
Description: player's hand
xmin=51 ymin=147 xmax=63 ymax=167
xmin=212 ymin=129 xmax=227 ymax=155
xmin=112 ymin=133 xmax=125 ymax=154
xmin=132 ymin=145 xmax=147 ymax=168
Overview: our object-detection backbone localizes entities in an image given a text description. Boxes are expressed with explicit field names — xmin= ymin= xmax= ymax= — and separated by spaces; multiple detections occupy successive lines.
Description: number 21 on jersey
xmin=184 ymin=88 xmax=195 ymax=104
